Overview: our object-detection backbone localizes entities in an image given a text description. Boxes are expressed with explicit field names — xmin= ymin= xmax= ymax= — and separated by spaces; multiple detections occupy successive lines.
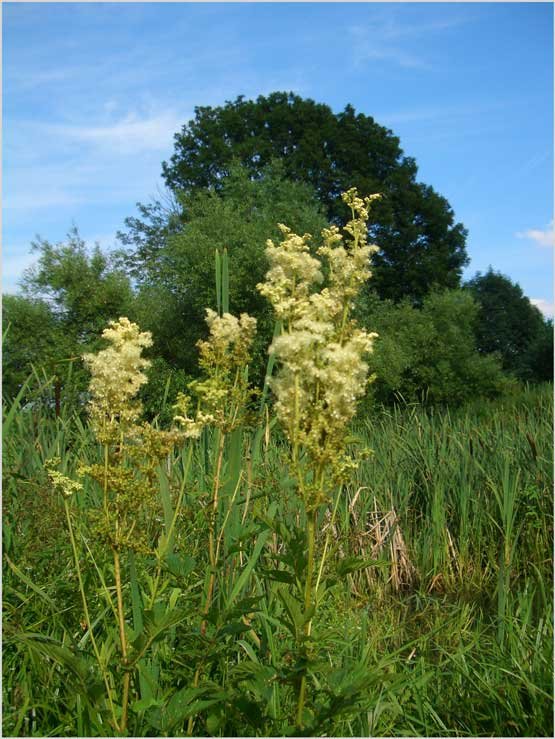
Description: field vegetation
xmin=3 ymin=368 xmax=553 ymax=736
xmin=3 ymin=93 xmax=553 ymax=737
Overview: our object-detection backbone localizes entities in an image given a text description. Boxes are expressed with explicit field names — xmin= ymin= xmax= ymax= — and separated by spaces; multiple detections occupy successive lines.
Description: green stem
xmin=187 ymin=429 xmax=226 ymax=736
xmin=313 ymin=484 xmax=344 ymax=618
xmin=65 ymin=500 xmax=119 ymax=733
xmin=149 ymin=444 xmax=194 ymax=610
xmin=103 ymin=442 xmax=109 ymax=515
xmin=113 ymin=547 xmax=130 ymax=735
xmin=201 ymin=429 xmax=226 ymax=632
xmin=296 ymin=509 xmax=317 ymax=729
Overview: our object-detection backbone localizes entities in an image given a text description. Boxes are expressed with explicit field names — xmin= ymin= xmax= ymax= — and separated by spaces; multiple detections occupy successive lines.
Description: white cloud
xmin=348 ymin=14 xmax=468 ymax=70
xmin=349 ymin=30 xmax=430 ymax=70
xmin=3 ymin=106 xmax=187 ymax=215
xmin=530 ymin=299 xmax=555 ymax=319
xmin=47 ymin=110 xmax=188 ymax=154
xmin=376 ymin=99 xmax=512 ymax=126
xmin=3 ymin=190 xmax=86 ymax=212
xmin=516 ymin=221 xmax=555 ymax=248
xmin=6 ymin=67 xmax=77 ymax=90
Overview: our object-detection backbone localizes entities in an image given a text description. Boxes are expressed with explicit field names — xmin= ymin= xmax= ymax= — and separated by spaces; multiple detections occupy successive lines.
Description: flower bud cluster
xmin=258 ymin=189 xmax=380 ymax=501
xmin=45 ymin=458 xmax=83 ymax=498
xmin=174 ymin=308 xmax=257 ymax=437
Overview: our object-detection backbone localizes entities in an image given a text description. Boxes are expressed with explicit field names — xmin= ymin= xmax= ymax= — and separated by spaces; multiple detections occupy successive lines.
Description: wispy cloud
xmin=350 ymin=40 xmax=429 ymax=69
xmin=516 ymin=221 xmax=555 ymax=249
xmin=46 ymin=110 xmax=188 ymax=154
xmin=3 ymin=104 xmax=191 ymax=216
xmin=348 ymin=13 xmax=469 ymax=70
xmin=530 ymin=298 xmax=555 ymax=319
xmin=3 ymin=190 xmax=87 ymax=212
xmin=6 ymin=67 xmax=78 ymax=91
xmin=375 ymin=98 xmax=512 ymax=126
xmin=349 ymin=27 xmax=430 ymax=70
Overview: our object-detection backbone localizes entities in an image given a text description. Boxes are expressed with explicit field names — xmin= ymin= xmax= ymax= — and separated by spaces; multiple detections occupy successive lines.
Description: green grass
xmin=3 ymin=383 xmax=553 ymax=737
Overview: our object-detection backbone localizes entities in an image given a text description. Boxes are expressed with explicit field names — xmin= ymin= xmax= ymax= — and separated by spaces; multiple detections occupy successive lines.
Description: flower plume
xmin=83 ymin=317 xmax=152 ymax=439
xmin=258 ymin=188 xmax=380 ymax=501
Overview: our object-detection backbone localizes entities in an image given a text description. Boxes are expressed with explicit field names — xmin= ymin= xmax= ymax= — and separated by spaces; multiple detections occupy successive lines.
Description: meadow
xmin=3 ymin=196 xmax=553 ymax=737
xmin=3 ymin=379 xmax=553 ymax=737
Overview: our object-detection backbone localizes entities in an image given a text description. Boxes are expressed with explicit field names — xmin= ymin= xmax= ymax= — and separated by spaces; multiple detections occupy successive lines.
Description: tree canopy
xmin=465 ymin=268 xmax=553 ymax=382
xmin=23 ymin=227 xmax=135 ymax=342
xmin=7 ymin=97 xmax=551 ymax=413
xmin=360 ymin=289 xmax=512 ymax=406
xmin=129 ymin=162 xmax=329 ymax=379
xmin=159 ymin=91 xmax=469 ymax=302
xmin=3 ymin=229 xmax=137 ymax=403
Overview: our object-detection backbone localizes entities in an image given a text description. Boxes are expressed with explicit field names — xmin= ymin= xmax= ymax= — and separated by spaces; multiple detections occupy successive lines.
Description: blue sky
xmin=3 ymin=2 xmax=554 ymax=315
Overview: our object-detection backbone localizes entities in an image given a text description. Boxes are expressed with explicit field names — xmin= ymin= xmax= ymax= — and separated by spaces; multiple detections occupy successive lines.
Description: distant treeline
xmin=3 ymin=93 xmax=552 ymax=414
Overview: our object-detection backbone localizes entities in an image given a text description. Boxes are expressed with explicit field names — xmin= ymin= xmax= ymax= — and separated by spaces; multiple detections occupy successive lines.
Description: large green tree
xmin=465 ymin=268 xmax=553 ymax=382
xmin=23 ymin=227 xmax=136 ymax=341
xmin=129 ymin=162 xmax=329 ymax=379
xmin=5 ymin=229 xmax=137 ymax=405
xmin=2 ymin=295 xmax=65 ymax=400
xmin=156 ymin=91 xmax=468 ymax=303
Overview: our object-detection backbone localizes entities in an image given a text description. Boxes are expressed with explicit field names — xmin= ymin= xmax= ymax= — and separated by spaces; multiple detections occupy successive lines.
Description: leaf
xmin=4 ymin=555 xmax=58 ymax=611
xmin=231 ymin=658 xmax=277 ymax=707
xmin=216 ymin=620 xmax=251 ymax=637
xmin=164 ymin=553 xmax=196 ymax=579
xmin=131 ymin=696 xmax=164 ymax=713
xmin=259 ymin=568 xmax=296 ymax=584
xmin=234 ymin=695 xmax=265 ymax=729
xmin=206 ymin=711 xmax=224 ymax=735
xmin=226 ymin=526 xmax=271 ymax=608
xmin=222 ymin=248 xmax=229 ymax=314
xmin=2 ymin=375 xmax=32 ymax=439
xmin=163 ymin=685 xmax=229 ymax=731
xmin=131 ymin=607 xmax=189 ymax=655
xmin=136 ymin=659 xmax=160 ymax=704
xmin=215 ymin=248 xmax=222 ymax=315
xmin=276 ymin=588 xmax=303 ymax=639
xmin=336 ymin=556 xmax=389 ymax=576
xmin=157 ymin=469 xmax=175 ymax=552
xmin=128 ymin=550 xmax=144 ymax=637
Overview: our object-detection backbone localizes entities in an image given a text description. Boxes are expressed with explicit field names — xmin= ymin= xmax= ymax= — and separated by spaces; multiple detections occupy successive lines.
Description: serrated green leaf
xmin=336 ymin=556 xmax=389 ymax=576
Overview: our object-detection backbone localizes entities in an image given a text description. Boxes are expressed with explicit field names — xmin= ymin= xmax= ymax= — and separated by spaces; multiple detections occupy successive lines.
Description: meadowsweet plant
xmin=258 ymin=188 xmax=380 ymax=728
xmin=84 ymin=317 xmax=152 ymax=442
xmin=173 ymin=308 xmax=258 ymax=637
xmin=259 ymin=190 xmax=380 ymax=498
xmin=174 ymin=308 xmax=257 ymax=438
xmin=65 ymin=318 xmax=183 ymax=734
xmin=82 ymin=318 xmax=181 ymax=553
xmin=174 ymin=307 xmax=257 ymax=734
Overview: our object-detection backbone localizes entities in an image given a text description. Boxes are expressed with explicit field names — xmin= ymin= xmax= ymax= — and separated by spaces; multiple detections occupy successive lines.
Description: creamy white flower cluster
xmin=83 ymin=317 xmax=152 ymax=437
xmin=258 ymin=189 xmax=380 ymax=495
xmin=45 ymin=458 xmax=83 ymax=497
xmin=258 ymin=225 xmax=324 ymax=321
xmin=199 ymin=309 xmax=257 ymax=373
xmin=174 ymin=309 xmax=257 ymax=437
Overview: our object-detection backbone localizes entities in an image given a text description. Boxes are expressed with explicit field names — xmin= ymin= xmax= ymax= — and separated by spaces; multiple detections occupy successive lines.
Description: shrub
xmin=363 ymin=289 xmax=514 ymax=406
